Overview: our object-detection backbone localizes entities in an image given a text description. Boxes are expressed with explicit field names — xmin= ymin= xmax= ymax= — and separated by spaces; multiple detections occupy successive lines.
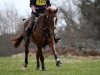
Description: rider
xmin=24 ymin=0 xmax=60 ymax=45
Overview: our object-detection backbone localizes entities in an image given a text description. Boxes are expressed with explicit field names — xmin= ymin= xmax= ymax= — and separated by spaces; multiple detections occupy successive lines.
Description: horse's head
xmin=44 ymin=6 xmax=58 ymax=17
xmin=44 ymin=6 xmax=58 ymax=31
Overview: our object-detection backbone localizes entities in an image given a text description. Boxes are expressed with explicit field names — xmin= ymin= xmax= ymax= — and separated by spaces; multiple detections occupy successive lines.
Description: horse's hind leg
xmin=23 ymin=44 xmax=29 ymax=67
xmin=36 ymin=49 xmax=40 ymax=70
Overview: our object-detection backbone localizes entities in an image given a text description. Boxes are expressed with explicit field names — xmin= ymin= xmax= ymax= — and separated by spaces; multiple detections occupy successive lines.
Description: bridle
xmin=43 ymin=13 xmax=57 ymax=39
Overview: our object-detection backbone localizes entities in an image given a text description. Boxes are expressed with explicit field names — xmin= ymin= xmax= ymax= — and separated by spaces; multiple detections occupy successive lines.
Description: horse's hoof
xmin=42 ymin=69 xmax=46 ymax=71
xmin=23 ymin=63 xmax=27 ymax=68
xmin=37 ymin=67 xmax=40 ymax=70
xmin=21 ymin=66 xmax=27 ymax=70
xmin=56 ymin=61 xmax=62 ymax=66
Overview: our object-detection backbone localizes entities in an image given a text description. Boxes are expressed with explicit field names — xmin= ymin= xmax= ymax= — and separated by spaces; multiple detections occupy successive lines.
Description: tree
xmin=57 ymin=0 xmax=100 ymax=49
xmin=0 ymin=5 xmax=24 ymax=56
xmin=77 ymin=0 xmax=100 ymax=40
xmin=0 ymin=5 xmax=22 ymax=35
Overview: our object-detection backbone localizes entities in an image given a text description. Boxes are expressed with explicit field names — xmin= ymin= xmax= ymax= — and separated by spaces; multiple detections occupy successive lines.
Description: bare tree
xmin=0 ymin=5 xmax=22 ymax=35
xmin=58 ymin=0 xmax=82 ymax=48
xmin=77 ymin=0 xmax=100 ymax=40
xmin=57 ymin=0 xmax=100 ymax=50
xmin=0 ymin=5 xmax=24 ymax=56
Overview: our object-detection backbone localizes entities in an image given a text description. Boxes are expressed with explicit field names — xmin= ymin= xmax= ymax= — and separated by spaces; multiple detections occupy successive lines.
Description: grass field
xmin=0 ymin=54 xmax=100 ymax=75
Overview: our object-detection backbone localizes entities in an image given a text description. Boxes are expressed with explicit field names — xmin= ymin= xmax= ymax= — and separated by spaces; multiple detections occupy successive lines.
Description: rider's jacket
xmin=30 ymin=0 xmax=51 ymax=8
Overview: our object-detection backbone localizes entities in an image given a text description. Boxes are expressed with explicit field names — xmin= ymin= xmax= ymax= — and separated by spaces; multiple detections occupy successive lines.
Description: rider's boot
xmin=24 ymin=15 xmax=35 ymax=44
xmin=54 ymin=34 xmax=60 ymax=43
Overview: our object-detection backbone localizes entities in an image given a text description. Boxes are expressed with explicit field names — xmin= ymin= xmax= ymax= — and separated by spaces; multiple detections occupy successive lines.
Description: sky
xmin=0 ymin=0 xmax=31 ymax=17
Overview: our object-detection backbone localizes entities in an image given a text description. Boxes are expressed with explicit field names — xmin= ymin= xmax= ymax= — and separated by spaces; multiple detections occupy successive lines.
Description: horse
xmin=12 ymin=7 xmax=62 ymax=70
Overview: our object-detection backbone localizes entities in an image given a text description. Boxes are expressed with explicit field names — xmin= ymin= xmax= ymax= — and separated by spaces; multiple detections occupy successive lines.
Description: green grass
xmin=0 ymin=54 xmax=100 ymax=75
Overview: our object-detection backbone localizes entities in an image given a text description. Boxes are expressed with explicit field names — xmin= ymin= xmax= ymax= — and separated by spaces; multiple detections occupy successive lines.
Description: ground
xmin=0 ymin=54 xmax=100 ymax=75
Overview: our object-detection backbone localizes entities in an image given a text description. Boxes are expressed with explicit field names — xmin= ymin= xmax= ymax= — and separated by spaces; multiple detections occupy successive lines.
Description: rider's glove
xmin=34 ymin=12 xmax=39 ymax=17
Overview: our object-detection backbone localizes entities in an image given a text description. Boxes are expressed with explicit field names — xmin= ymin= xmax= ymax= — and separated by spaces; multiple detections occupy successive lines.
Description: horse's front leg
xmin=23 ymin=44 xmax=29 ymax=67
xmin=49 ymin=35 xmax=62 ymax=66
xmin=37 ymin=46 xmax=45 ymax=71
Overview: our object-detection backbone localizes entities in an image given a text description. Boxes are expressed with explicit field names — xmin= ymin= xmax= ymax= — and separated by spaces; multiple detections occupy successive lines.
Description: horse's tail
xmin=11 ymin=34 xmax=23 ymax=48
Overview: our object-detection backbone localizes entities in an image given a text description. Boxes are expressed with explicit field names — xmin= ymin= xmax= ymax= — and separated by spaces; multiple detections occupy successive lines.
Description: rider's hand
xmin=31 ymin=5 xmax=36 ymax=13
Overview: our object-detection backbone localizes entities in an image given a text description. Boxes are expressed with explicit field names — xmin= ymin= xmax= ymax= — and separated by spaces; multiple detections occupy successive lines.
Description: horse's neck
xmin=35 ymin=15 xmax=48 ymax=28
xmin=43 ymin=16 xmax=48 ymax=27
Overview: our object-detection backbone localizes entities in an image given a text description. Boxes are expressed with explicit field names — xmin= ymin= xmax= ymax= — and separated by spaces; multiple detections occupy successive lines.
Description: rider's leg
xmin=24 ymin=14 xmax=35 ymax=44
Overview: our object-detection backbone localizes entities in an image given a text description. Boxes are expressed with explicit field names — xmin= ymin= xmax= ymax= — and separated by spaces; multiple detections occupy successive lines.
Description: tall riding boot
xmin=24 ymin=15 xmax=35 ymax=44
xmin=24 ymin=28 xmax=32 ymax=44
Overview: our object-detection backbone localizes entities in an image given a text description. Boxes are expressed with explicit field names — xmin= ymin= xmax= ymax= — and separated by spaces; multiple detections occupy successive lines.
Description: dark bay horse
xmin=12 ymin=7 xmax=61 ymax=70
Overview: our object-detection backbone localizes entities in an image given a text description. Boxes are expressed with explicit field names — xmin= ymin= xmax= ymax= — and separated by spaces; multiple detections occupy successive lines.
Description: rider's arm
xmin=31 ymin=6 xmax=36 ymax=13
xmin=30 ymin=0 xmax=36 ymax=12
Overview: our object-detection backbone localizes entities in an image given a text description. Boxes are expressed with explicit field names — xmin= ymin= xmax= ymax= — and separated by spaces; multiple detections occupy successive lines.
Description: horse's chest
xmin=33 ymin=31 xmax=46 ymax=44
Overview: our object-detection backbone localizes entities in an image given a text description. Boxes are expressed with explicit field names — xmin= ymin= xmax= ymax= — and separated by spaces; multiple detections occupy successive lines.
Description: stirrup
xmin=54 ymin=35 xmax=60 ymax=43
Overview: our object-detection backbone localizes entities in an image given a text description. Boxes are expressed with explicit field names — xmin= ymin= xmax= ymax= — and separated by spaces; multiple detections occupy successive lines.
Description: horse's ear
xmin=55 ymin=8 xmax=58 ymax=13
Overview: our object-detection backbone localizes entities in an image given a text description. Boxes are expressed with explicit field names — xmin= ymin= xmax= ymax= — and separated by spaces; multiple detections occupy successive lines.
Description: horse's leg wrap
xmin=54 ymin=53 xmax=62 ymax=66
